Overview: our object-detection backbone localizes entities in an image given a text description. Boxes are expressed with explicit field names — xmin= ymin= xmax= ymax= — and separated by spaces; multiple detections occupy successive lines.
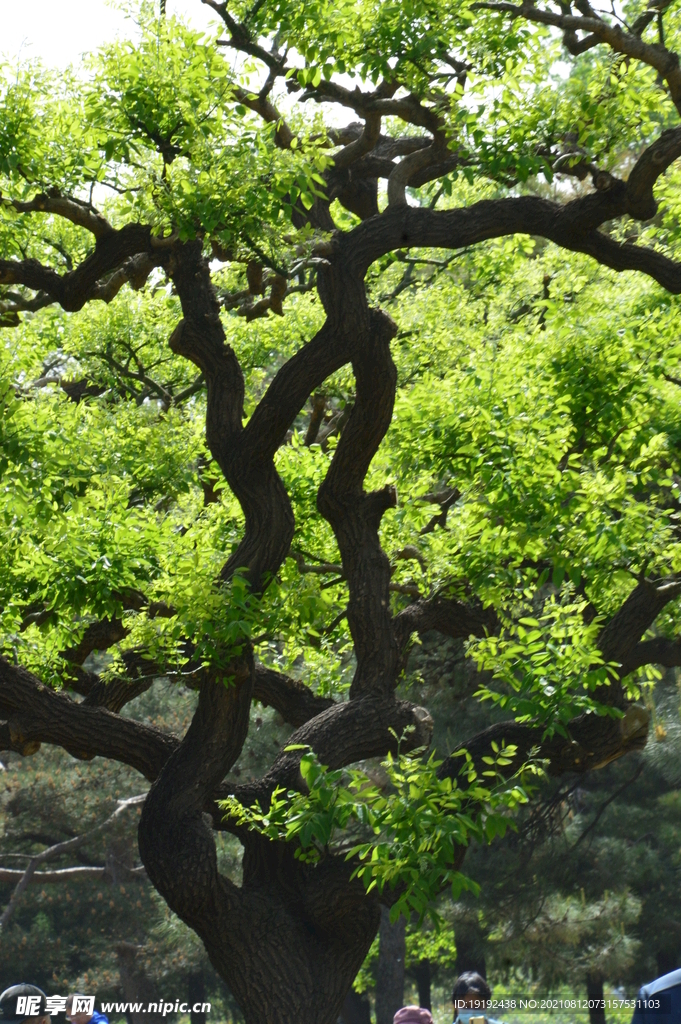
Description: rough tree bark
xmin=4 ymin=4 xmax=681 ymax=1021
xmin=116 ymin=943 xmax=164 ymax=1024
xmin=411 ymin=961 xmax=432 ymax=1012
xmin=454 ymin=923 xmax=488 ymax=981
xmin=586 ymin=972 xmax=606 ymax=1024
xmin=375 ymin=908 xmax=406 ymax=1024
xmin=187 ymin=973 xmax=206 ymax=1024
xmin=340 ymin=991 xmax=372 ymax=1024
xmin=0 ymin=230 xmax=666 ymax=1018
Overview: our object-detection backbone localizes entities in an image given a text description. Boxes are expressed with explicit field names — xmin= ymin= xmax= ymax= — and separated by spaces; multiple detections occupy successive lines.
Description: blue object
xmin=90 ymin=1012 xmax=110 ymax=1024
xmin=632 ymin=968 xmax=681 ymax=1024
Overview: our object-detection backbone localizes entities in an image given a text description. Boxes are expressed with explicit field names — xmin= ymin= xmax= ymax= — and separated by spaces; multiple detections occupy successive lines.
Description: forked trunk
xmin=202 ymin=887 xmax=377 ymax=1024
xmin=137 ymin=665 xmax=383 ymax=1024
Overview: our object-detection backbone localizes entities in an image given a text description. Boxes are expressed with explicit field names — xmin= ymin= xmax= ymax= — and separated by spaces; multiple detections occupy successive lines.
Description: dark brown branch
xmin=618 ymin=634 xmax=681 ymax=675
xmin=239 ymin=318 xmax=349 ymax=465
xmin=173 ymin=372 xmax=205 ymax=405
xmin=435 ymin=578 xmax=681 ymax=782
xmin=89 ymin=253 xmax=158 ymax=303
xmin=81 ymin=675 xmax=155 ymax=714
xmin=252 ymin=663 xmax=335 ymax=727
xmin=292 ymin=554 xmax=344 ymax=576
xmin=18 ymin=374 xmax=106 ymax=403
xmin=317 ymin=305 xmax=401 ymax=698
xmin=97 ymin=350 xmax=174 ymax=408
xmin=387 ymin=137 xmax=453 ymax=208
xmin=471 ymin=1 xmax=681 ymax=114
xmin=438 ymin=702 xmax=650 ymax=783
xmin=299 ymin=80 xmax=444 ymax=135
xmin=394 ymin=595 xmax=498 ymax=652
xmin=597 ymin=577 xmax=681 ymax=693
xmin=625 ymin=126 xmax=681 ymax=220
xmin=212 ymin=5 xmax=288 ymax=72
xmin=211 ymin=132 xmax=681 ymax=490
xmin=231 ymin=85 xmax=294 ymax=149
xmin=332 ymin=113 xmax=383 ymax=172
xmin=304 ymin=393 xmax=327 ymax=445
xmin=138 ymin=660 xmax=252 ymax=941
xmin=225 ymin=694 xmax=434 ymax=808
xmin=325 ymin=129 xmax=435 ymax=204
xmin=292 ymin=547 xmax=417 ymax=595
xmin=0 ymin=290 xmax=54 ymax=324
xmin=65 ymin=666 xmax=98 ymax=698
xmin=60 ymin=378 xmax=107 ymax=402
xmin=62 ymin=618 xmax=129 ymax=666
xmin=0 ymin=224 xmax=157 ymax=313
xmin=339 ymin=191 xmax=681 ymax=291
xmin=0 ymin=656 xmax=178 ymax=779
xmin=167 ymin=241 xmax=294 ymax=590
xmin=3 ymin=193 xmax=113 ymax=239
xmin=419 ymin=487 xmax=460 ymax=533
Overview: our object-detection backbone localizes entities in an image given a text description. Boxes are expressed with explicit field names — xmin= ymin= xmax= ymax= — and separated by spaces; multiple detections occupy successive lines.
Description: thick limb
xmin=139 ymin=656 xmax=384 ymax=1024
xmin=317 ymin=294 xmax=401 ymax=697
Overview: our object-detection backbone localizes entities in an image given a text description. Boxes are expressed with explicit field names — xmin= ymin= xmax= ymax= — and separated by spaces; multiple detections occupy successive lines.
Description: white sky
xmin=1 ymin=0 xmax=221 ymax=69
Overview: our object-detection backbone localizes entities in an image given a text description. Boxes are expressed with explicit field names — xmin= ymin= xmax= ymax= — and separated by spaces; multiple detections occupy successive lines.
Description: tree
xmin=0 ymin=682 xmax=244 ymax=1020
xmin=453 ymin=665 xmax=681 ymax=1014
xmin=3 ymin=0 xmax=681 ymax=1019
xmin=345 ymin=647 xmax=681 ymax=1021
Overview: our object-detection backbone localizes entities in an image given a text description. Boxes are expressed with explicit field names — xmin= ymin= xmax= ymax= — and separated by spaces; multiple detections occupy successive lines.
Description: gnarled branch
xmin=394 ymin=595 xmax=498 ymax=651
xmin=252 ymin=663 xmax=335 ymax=727
xmin=3 ymin=192 xmax=113 ymax=239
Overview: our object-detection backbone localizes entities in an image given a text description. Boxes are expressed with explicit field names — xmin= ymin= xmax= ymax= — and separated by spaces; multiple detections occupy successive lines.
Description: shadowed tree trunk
xmin=0 ymin=227 xmax=660 ymax=1020
xmin=412 ymin=960 xmax=432 ymax=1011
xmin=375 ymin=906 xmax=406 ymax=1024
xmin=340 ymin=991 xmax=372 ymax=1024
xmin=454 ymin=922 xmax=487 ymax=980
xmin=586 ymin=972 xmax=606 ymax=1024
xmin=188 ymin=972 xmax=206 ymax=1024
xmin=116 ymin=943 xmax=164 ymax=1024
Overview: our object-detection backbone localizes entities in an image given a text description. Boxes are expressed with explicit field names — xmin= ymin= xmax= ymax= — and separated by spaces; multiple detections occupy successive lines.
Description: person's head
xmin=0 ymin=985 xmax=49 ymax=1024
xmin=393 ymin=1008 xmax=434 ymax=1024
xmin=452 ymin=972 xmax=492 ymax=1016
xmin=65 ymin=996 xmax=93 ymax=1024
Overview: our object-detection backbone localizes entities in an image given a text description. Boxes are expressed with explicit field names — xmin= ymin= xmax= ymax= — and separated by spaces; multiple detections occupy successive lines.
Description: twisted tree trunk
xmin=9 ymin=62 xmax=681 ymax=1022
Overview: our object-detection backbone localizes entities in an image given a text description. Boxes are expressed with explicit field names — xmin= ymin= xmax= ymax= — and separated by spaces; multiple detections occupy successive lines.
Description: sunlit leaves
xmin=222 ymin=745 xmax=532 ymax=923
xmin=470 ymin=592 xmax=622 ymax=736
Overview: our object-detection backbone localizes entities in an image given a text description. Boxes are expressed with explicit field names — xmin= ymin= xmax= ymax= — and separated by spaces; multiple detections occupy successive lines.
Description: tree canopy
xmin=3 ymin=0 xmax=681 ymax=1020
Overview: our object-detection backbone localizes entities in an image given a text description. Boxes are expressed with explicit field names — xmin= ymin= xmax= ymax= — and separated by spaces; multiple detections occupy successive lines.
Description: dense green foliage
xmin=4 ymin=162 xmax=681 ymax=904
xmin=3 ymin=0 xmax=681 ymax=1016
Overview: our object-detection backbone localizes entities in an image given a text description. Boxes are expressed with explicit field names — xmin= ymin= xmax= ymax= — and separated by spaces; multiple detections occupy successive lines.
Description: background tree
xmin=3 ymin=0 xmax=681 ymax=1021
xmin=0 ymin=682 xmax=244 ymax=1021
xmin=451 ymin=667 xmax=681 ymax=1020
xmin=342 ymin=648 xmax=681 ymax=1022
